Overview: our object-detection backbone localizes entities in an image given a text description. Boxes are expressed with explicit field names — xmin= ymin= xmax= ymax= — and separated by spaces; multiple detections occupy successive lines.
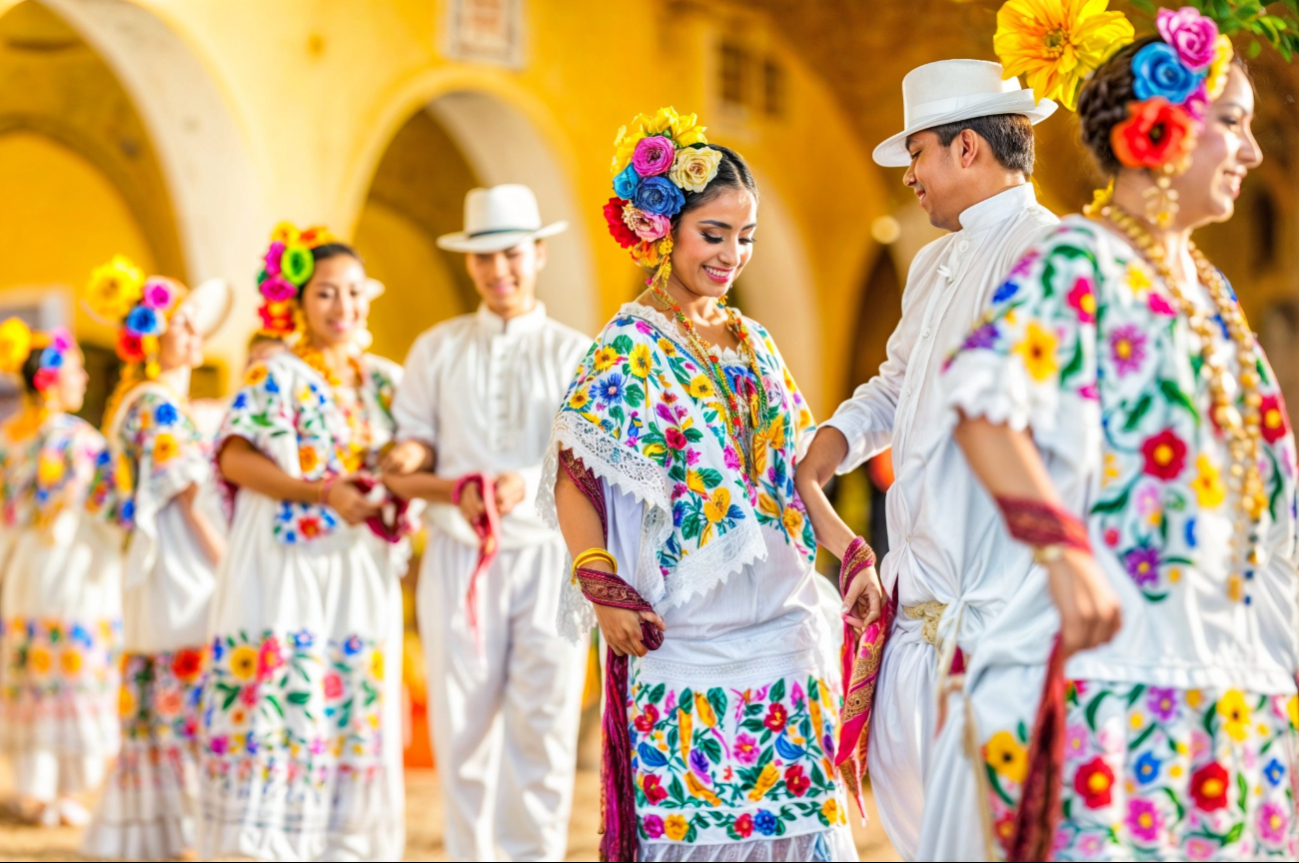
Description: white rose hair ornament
xmin=603 ymin=106 xmax=722 ymax=290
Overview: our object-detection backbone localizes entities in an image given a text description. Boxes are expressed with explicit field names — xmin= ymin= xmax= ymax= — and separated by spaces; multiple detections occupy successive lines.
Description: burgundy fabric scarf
xmin=452 ymin=473 xmax=501 ymax=645
xmin=1008 ymin=637 xmax=1067 ymax=861
xmin=559 ymin=448 xmax=661 ymax=863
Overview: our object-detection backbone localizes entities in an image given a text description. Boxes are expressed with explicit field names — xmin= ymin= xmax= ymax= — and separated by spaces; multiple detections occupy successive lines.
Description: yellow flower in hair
xmin=1205 ymin=34 xmax=1234 ymax=100
xmin=994 ymin=0 xmax=1135 ymax=112
xmin=0 ymin=317 xmax=32 ymax=374
xmin=269 ymin=221 xmax=300 ymax=245
xmin=611 ymin=124 xmax=647 ymax=174
xmin=86 ymin=255 xmax=146 ymax=321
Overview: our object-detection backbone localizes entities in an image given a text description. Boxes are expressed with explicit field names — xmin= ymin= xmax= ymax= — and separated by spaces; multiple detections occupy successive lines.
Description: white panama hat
xmin=873 ymin=59 xmax=1058 ymax=168
xmin=177 ymin=277 xmax=233 ymax=337
xmin=437 ymin=184 xmax=567 ymax=254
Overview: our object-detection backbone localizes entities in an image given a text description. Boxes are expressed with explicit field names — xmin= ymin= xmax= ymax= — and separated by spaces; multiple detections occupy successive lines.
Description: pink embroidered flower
xmin=1147 ymin=686 xmax=1178 ymax=721
xmin=785 ymin=765 xmax=811 ymax=797
xmin=1103 ymin=528 xmax=1121 ymax=547
xmin=734 ymin=733 xmax=760 ymax=765
xmin=1147 ymin=291 xmax=1177 ymax=316
xmin=210 ymin=735 xmax=229 ymax=754
xmin=763 ymin=702 xmax=788 ymax=733
xmin=324 ymin=671 xmax=344 ymax=700
xmin=643 ymin=814 xmax=665 ymax=838
xmin=642 ymin=774 xmax=668 ymax=805
xmin=310 ymin=736 xmax=326 ymax=755
xmin=632 ymin=136 xmax=676 ymax=177
xmin=1067 ymin=277 xmax=1097 ymax=323
xmin=1258 ymin=801 xmax=1288 ymax=843
xmin=1185 ymin=837 xmax=1216 ymax=860
xmin=257 ymin=636 xmax=284 ymax=681
xmin=1065 ymin=723 xmax=1090 ymax=759
xmin=634 ymin=703 xmax=659 ymax=734
xmin=1078 ymin=835 xmax=1106 ymax=856
xmin=240 ymin=684 xmax=259 ymax=707
xmin=665 ymin=428 xmax=688 ymax=450
xmin=1125 ymin=798 xmax=1161 ymax=842
xmin=1157 ymin=6 xmax=1219 ymax=70
xmin=1109 ymin=324 xmax=1148 ymax=376
xmin=1079 ymin=383 xmax=1100 ymax=401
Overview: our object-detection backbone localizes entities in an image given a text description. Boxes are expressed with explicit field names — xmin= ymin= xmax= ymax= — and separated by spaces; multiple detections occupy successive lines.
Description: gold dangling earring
xmin=1083 ymin=179 xmax=1115 ymax=219
xmin=1143 ymin=164 xmax=1179 ymax=229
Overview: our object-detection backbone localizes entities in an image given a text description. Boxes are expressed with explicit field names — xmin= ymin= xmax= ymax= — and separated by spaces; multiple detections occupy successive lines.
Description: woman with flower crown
xmin=0 ymin=319 xmax=122 ymax=828
xmin=542 ymin=108 xmax=859 ymax=862
xmin=919 ymin=4 xmax=1299 ymax=860
xmin=75 ymin=257 xmax=231 ymax=859
xmin=197 ymin=225 xmax=409 ymax=861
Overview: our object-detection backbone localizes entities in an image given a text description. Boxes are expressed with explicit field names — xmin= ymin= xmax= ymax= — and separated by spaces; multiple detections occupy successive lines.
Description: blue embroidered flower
xmin=753 ymin=809 xmax=778 ymax=836
xmin=1264 ymin=757 xmax=1286 ymax=787
xmin=1184 ymin=517 xmax=1197 ymax=548
xmin=292 ymin=629 xmax=315 ymax=649
xmin=342 ymin=634 xmax=363 ymax=656
xmin=121 ymin=498 xmax=135 ymax=524
xmin=211 ymin=636 xmax=225 ymax=661
xmin=70 ymin=623 xmax=92 ymax=647
xmin=232 ymin=392 xmax=249 ymax=410
xmin=1134 ymin=751 xmax=1162 ymax=785
xmin=992 ymin=280 xmax=1020 ymax=304
xmin=634 ymin=176 xmax=686 ymax=217
xmin=264 ymin=374 xmax=280 ymax=395
xmin=613 ymin=163 xmax=640 ymax=200
xmin=599 ymin=373 xmax=626 ymax=404
xmin=1132 ymin=42 xmax=1204 ymax=105
xmin=154 ymin=402 xmax=179 ymax=426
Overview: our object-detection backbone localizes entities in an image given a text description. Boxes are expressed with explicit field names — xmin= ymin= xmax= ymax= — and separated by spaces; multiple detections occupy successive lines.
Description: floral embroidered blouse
xmin=217 ymin=351 xmax=401 ymax=546
xmin=0 ymin=409 xmax=110 ymax=532
xmin=543 ymin=302 xmax=816 ymax=615
xmin=944 ymin=216 xmax=1298 ymax=692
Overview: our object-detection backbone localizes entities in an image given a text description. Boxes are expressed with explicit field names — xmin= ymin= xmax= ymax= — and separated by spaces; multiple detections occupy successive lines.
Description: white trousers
xmin=867 ymin=622 xmax=939 ymax=862
xmin=418 ymin=530 xmax=587 ymax=862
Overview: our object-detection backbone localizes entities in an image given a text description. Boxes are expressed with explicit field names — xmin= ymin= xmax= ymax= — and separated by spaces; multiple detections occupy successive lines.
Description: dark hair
xmin=927 ymin=113 xmax=1036 ymax=177
xmin=18 ymin=347 xmax=42 ymax=395
xmin=672 ymin=145 xmax=759 ymax=226
xmin=310 ymin=242 xmax=362 ymax=266
xmin=1077 ymin=38 xmax=1160 ymax=175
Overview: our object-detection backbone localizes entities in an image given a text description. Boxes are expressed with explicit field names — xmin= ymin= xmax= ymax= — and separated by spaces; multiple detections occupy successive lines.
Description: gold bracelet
xmin=1032 ymin=544 xmax=1065 ymax=565
xmin=572 ymin=548 xmax=617 ymax=584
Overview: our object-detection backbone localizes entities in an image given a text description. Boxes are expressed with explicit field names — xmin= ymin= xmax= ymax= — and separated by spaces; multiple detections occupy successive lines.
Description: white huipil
xmin=0 ymin=410 xmax=122 ymax=806
xmin=392 ymin=302 xmax=591 ymax=862
xmin=82 ymin=384 xmax=221 ymax=860
xmin=820 ymin=184 xmax=1057 ymax=860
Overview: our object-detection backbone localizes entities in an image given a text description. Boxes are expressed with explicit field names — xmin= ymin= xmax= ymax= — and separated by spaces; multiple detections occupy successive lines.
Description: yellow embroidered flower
xmin=1129 ymin=711 xmax=1145 ymax=730
xmin=28 ymin=646 xmax=52 ymax=676
xmin=703 ymin=487 xmax=732 ymax=524
xmin=1125 ymin=261 xmax=1153 ymax=296
xmin=984 ymin=730 xmax=1028 ymax=784
xmin=593 ymin=346 xmax=618 ymax=372
xmin=1013 ymin=321 xmax=1059 ymax=382
xmin=118 ymin=685 xmax=137 ymax=719
xmin=629 ymin=344 xmax=653 ymax=378
xmin=86 ymin=255 xmax=146 ymax=321
xmin=657 ymin=338 xmax=677 ymax=357
xmin=1191 ymin=455 xmax=1226 ymax=508
xmin=59 ymin=648 xmax=82 ymax=676
xmin=1187 ymin=689 xmax=1203 ymax=709
xmin=781 ymin=507 xmax=804 ymax=536
xmin=568 ymin=387 xmax=592 ymax=411
xmin=748 ymin=762 xmax=779 ymax=801
xmin=1102 ymin=452 xmax=1121 ymax=488
xmin=370 ymin=650 xmax=384 ymax=681
xmin=1206 ymin=34 xmax=1234 ymax=100
xmin=694 ymin=691 xmax=717 ymax=728
xmin=245 ymin=363 xmax=269 ymax=386
xmin=1218 ymin=690 xmax=1252 ymax=742
xmin=154 ymin=433 xmax=180 ymax=466
xmin=229 ymin=645 xmax=258 ymax=681
xmin=1288 ymin=695 xmax=1298 ymax=729
xmin=0 ymin=318 xmax=32 ymax=374
xmin=299 ymin=444 xmax=320 ymax=475
xmin=821 ymin=797 xmax=842 ymax=825
xmin=685 ymin=771 xmax=721 ymax=807
xmin=664 ymin=813 xmax=690 ymax=841
xmin=686 ymin=469 xmax=708 ymax=497
xmin=994 ymin=0 xmax=1134 ymax=111
xmin=36 ymin=452 xmax=65 ymax=487
xmin=687 ymin=375 xmax=714 ymax=399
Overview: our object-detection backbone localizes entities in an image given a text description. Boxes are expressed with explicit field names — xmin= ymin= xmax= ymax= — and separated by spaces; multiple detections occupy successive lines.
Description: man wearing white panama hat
xmin=795 ymin=60 xmax=1060 ymax=860
xmin=382 ymin=184 xmax=589 ymax=861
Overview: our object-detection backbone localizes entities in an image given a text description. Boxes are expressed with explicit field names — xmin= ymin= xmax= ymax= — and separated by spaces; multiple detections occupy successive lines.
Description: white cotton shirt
xmin=821 ymin=184 xmax=1059 ymax=650
xmin=393 ymin=302 xmax=591 ymax=549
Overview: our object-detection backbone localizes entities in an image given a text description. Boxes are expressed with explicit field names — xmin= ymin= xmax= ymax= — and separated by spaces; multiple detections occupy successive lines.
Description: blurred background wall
xmin=0 ymin=0 xmax=1296 ymax=530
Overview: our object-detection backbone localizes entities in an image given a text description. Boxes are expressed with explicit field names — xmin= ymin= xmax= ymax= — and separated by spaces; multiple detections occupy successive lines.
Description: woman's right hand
xmin=1046 ymin=547 xmax=1122 ymax=657
xmin=325 ymin=477 xmax=382 ymax=526
xmin=592 ymin=603 xmax=666 ymax=658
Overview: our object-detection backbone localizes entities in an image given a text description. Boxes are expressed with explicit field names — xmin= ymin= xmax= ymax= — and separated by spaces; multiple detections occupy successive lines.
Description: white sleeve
xmin=392 ymin=331 xmax=440 ymax=448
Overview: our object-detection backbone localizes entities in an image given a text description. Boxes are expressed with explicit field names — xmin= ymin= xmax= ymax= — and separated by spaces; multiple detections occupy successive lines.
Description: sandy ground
xmin=0 ymin=752 xmax=902 ymax=861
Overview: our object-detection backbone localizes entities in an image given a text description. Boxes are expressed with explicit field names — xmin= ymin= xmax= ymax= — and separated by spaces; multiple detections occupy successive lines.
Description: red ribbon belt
xmin=452 ymin=473 xmax=500 ymax=646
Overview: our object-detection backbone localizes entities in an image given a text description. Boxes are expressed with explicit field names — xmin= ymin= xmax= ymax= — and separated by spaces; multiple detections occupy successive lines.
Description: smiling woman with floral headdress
xmin=918 ymin=3 xmax=1299 ymax=860
xmin=75 ymin=255 xmax=233 ymax=859
xmin=0 ymin=318 xmax=123 ymax=830
xmin=541 ymin=107 xmax=857 ymax=862
xmin=196 ymin=224 xmax=409 ymax=861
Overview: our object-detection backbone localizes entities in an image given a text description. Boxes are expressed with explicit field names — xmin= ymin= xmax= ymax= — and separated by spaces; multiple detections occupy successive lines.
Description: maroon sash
xmin=559 ymin=448 xmax=661 ymax=862
xmin=452 ymin=473 xmax=500 ymax=646
xmin=1008 ymin=638 xmax=1067 ymax=861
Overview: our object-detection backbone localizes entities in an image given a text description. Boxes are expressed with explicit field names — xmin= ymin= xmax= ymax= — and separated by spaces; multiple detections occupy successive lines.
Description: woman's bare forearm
xmin=555 ymin=469 xmax=611 ymax=573
xmin=218 ymin=437 xmax=321 ymax=503
xmin=381 ymin=471 xmax=457 ymax=504
xmin=951 ymin=414 xmax=1063 ymax=504
xmin=795 ymin=427 xmax=856 ymax=559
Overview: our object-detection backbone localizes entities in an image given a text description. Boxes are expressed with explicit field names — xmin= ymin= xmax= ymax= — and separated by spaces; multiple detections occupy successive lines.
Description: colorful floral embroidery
xmin=0 ymin=412 xmax=107 ymax=529
xmin=559 ymin=309 xmax=816 ymax=578
xmin=108 ymin=649 xmax=207 ymax=795
xmin=629 ymin=668 xmax=848 ymax=844
xmin=219 ymin=354 xmax=399 ymax=545
xmin=101 ymin=391 xmax=208 ymax=529
xmin=200 ymin=629 xmax=388 ymax=795
xmin=0 ymin=615 xmax=122 ymax=710
xmin=946 ymin=220 xmax=1296 ymax=604
xmin=984 ymin=681 xmax=1299 ymax=860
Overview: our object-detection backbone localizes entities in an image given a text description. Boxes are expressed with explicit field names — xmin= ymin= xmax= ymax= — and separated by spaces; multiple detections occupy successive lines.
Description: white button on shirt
xmin=823 ymin=185 xmax=1059 ymax=642
xmin=393 ymin=302 xmax=591 ymax=548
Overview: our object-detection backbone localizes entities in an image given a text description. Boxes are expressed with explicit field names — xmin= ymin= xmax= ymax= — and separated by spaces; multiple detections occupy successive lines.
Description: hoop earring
xmin=1143 ymin=164 xmax=1180 ymax=229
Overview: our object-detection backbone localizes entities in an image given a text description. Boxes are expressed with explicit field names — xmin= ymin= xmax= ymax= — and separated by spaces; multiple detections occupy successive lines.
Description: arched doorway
xmin=347 ymin=83 xmax=597 ymax=364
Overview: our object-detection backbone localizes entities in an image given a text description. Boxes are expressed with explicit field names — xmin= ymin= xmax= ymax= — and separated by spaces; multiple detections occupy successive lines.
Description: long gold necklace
xmin=1091 ymin=203 xmax=1265 ymax=601
xmin=650 ymin=286 xmax=770 ymax=486
xmin=293 ymin=341 xmax=373 ymax=473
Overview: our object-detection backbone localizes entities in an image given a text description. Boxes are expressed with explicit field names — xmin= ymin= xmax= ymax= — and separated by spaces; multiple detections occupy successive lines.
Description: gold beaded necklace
xmin=650 ymin=286 xmax=771 ymax=486
xmin=1089 ymin=202 xmax=1265 ymax=601
xmin=293 ymin=340 xmax=373 ymax=473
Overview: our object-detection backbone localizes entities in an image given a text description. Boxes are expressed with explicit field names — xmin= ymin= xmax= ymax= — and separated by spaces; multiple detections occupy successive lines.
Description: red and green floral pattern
xmin=109 ymin=648 xmax=207 ymax=792
xmin=983 ymin=681 xmax=1299 ymax=859
xmin=628 ymin=666 xmax=848 ymax=844
xmin=199 ymin=628 xmax=388 ymax=796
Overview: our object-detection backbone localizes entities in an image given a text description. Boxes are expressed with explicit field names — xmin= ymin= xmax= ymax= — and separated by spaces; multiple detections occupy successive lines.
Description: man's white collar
xmin=958 ymin=184 xmax=1038 ymax=234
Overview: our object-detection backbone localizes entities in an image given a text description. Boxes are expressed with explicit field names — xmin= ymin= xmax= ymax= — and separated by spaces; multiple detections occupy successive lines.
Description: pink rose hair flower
xmin=141 ymin=278 xmax=177 ymax=311
xmin=1157 ymin=6 xmax=1219 ymax=71
xmin=48 ymin=326 xmax=72 ymax=353
xmin=622 ymin=205 xmax=671 ymax=243
xmin=260 ymin=275 xmax=298 ymax=303
xmin=632 ymin=136 xmax=676 ymax=177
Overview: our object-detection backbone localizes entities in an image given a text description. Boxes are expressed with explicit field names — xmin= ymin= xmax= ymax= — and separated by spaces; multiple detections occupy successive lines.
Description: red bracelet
xmin=318 ymin=475 xmax=337 ymax=506
xmin=995 ymin=496 xmax=1091 ymax=553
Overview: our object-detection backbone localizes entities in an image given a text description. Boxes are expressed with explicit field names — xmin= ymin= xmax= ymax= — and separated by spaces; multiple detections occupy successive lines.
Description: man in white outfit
xmin=383 ymin=185 xmax=590 ymax=862
xmin=794 ymin=61 xmax=1059 ymax=861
